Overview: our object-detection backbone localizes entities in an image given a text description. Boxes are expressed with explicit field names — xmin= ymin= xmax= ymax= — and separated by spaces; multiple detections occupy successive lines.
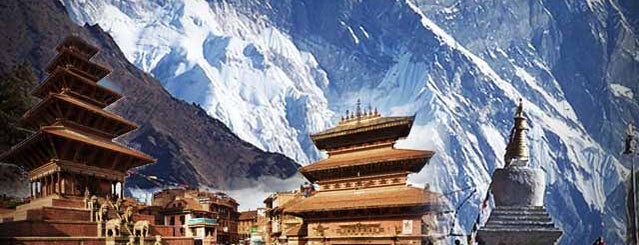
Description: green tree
xmin=0 ymin=63 xmax=38 ymax=153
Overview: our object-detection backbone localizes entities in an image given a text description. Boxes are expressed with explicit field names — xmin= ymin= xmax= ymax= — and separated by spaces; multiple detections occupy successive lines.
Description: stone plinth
xmin=491 ymin=167 xmax=545 ymax=206
xmin=477 ymin=167 xmax=562 ymax=245
xmin=477 ymin=206 xmax=562 ymax=245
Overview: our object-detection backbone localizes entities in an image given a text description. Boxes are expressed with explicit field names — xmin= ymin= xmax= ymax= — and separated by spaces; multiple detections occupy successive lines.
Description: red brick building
xmin=150 ymin=188 xmax=241 ymax=244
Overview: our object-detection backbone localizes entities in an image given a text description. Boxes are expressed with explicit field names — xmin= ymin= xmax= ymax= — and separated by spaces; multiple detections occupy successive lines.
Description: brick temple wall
xmin=0 ymin=220 xmax=98 ymax=237
xmin=43 ymin=207 xmax=90 ymax=221
xmin=0 ymin=237 xmax=105 ymax=245
xmin=0 ymin=237 xmax=194 ymax=245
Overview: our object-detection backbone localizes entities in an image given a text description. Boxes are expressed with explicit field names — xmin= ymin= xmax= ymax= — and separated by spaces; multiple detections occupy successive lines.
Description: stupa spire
xmin=504 ymin=98 xmax=529 ymax=167
xmin=477 ymin=98 xmax=562 ymax=244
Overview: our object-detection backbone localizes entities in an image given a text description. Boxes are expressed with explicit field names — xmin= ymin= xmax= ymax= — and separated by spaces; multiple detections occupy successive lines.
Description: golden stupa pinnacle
xmin=504 ymin=99 xmax=530 ymax=167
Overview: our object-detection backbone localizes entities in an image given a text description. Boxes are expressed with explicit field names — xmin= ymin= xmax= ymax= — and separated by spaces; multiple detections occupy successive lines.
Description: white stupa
xmin=477 ymin=100 xmax=563 ymax=245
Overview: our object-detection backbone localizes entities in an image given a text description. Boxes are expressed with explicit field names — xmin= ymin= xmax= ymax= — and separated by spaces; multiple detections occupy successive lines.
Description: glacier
xmin=61 ymin=0 xmax=638 ymax=244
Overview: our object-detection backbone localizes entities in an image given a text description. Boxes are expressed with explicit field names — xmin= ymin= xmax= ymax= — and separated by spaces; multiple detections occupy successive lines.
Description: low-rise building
xmin=239 ymin=209 xmax=268 ymax=245
xmin=239 ymin=210 xmax=257 ymax=243
xmin=150 ymin=188 xmax=240 ymax=244
xmin=263 ymin=190 xmax=307 ymax=245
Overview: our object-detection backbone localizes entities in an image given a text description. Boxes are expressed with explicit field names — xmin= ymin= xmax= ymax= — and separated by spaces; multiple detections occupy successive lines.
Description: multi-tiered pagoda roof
xmin=0 ymin=36 xmax=154 ymax=199
xmin=287 ymin=101 xmax=444 ymax=217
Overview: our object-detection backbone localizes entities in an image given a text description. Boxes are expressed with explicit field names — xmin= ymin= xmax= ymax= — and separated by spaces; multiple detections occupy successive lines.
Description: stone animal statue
xmin=97 ymin=203 xmax=109 ymax=222
xmin=83 ymin=189 xmax=91 ymax=209
xmin=90 ymin=195 xmax=99 ymax=221
xmin=154 ymin=235 xmax=162 ymax=245
xmin=125 ymin=236 xmax=135 ymax=245
xmin=90 ymin=195 xmax=99 ymax=210
xmin=133 ymin=220 xmax=150 ymax=237
xmin=124 ymin=206 xmax=134 ymax=224
xmin=105 ymin=218 xmax=122 ymax=237
xmin=114 ymin=197 xmax=122 ymax=213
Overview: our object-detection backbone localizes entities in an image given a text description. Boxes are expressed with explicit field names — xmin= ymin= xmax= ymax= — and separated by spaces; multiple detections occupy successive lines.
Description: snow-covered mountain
xmin=62 ymin=0 xmax=333 ymax=164
xmin=61 ymin=0 xmax=639 ymax=244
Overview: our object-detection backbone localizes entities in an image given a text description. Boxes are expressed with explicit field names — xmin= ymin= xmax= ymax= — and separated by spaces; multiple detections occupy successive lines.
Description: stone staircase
xmin=0 ymin=195 xmax=193 ymax=244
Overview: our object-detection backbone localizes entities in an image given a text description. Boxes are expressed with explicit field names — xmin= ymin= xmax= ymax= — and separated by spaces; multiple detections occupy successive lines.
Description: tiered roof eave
xmin=33 ymin=66 xmax=122 ymax=107
xmin=0 ymin=123 xmax=155 ymax=171
xmin=310 ymin=115 xmax=415 ymax=151
xmin=19 ymin=92 xmax=138 ymax=137
xmin=283 ymin=185 xmax=447 ymax=216
xmin=299 ymin=144 xmax=434 ymax=182
xmin=56 ymin=35 xmax=99 ymax=59
xmin=45 ymin=47 xmax=111 ymax=81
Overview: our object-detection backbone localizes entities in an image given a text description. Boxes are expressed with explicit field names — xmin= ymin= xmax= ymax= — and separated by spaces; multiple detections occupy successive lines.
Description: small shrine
xmin=476 ymin=100 xmax=563 ymax=244
xmin=284 ymin=100 xmax=449 ymax=245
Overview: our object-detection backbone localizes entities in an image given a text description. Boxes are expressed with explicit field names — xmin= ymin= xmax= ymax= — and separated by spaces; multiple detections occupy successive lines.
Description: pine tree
xmin=0 ymin=63 xmax=38 ymax=153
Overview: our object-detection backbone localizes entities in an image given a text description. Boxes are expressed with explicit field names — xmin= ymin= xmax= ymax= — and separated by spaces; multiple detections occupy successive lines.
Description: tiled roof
xmin=43 ymin=125 xmax=154 ymax=163
xmin=33 ymin=67 xmax=122 ymax=106
xmin=0 ymin=124 xmax=154 ymax=168
xmin=284 ymin=186 xmax=445 ymax=214
xmin=20 ymin=93 xmax=137 ymax=136
xmin=300 ymin=146 xmax=433 ymax=173
xmin=239 ymin=210 xmax=257 ymax=220
xmin=311 ymin=116 xmax=413 ymax=139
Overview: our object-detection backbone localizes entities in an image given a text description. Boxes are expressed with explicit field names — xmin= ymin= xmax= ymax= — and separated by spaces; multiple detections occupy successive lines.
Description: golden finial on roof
xmin=504 ymin=98 xmax=529 ymax=167
xmin=515 ymin=98 xmax=524 ymax=118
xmin=339 ymin=100 xmax=383 ymax=124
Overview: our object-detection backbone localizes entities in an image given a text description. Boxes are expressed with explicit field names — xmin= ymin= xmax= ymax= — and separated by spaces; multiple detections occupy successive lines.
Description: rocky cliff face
xmin=0 ymin=0 xmax=302 ymax=206
xmin=60 ymin=0 xmax=639 ymax=243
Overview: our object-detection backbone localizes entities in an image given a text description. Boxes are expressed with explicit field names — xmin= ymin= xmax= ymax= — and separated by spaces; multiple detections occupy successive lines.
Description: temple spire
xmin=504 ymin=98 xmax=529 ymax=167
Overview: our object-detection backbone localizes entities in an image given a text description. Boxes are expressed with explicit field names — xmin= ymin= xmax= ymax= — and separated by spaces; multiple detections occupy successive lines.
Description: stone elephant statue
xmin=105 ymin=218 xmax=122 ymax=237
xmin=133 ymin=220 xmax=150 ymax=237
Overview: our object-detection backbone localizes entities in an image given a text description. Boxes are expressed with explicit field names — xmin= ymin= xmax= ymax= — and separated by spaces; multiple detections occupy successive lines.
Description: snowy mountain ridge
xmin=64 ymin=0 xmax=334 ymax=164
xmin=61 ymin=0 xmax=638 ymax=244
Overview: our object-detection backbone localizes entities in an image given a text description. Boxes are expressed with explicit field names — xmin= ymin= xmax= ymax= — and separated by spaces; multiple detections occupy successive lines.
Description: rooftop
xmin=45 ymin=47 xmax=111 ymax=81
xmin=284 ymin=185 xmax=445 ymax=215
xmin=56 ymin=35 xmax=99 ymax=59
xmin=310 ymin=115 xmax=414 ymax=151
xmin=33 ymin=66 xmax=122 ymax=107
xmin=0 ymin=123 xmax=154 ymax=170
xmin=239 ymin=210 xmax=258 ymax=220
xmin=20 ymin=92 xmax=137 ymax=137
xmin=300 ymin=144 xmax=433 ymax=176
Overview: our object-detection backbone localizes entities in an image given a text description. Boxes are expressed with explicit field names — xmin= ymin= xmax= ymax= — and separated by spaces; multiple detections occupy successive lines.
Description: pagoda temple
xmin=476 ymin=100 xmax=563 ymax=244
xmin=284 ymin=101 xmax=449 ymax=245
xmin=0 ymin=36 xmax=204 ymax=244
xmin=0 ymin=35 xmax=154 ymax=201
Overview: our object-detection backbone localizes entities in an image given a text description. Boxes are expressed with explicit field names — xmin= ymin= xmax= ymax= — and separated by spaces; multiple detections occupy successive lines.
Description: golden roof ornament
xmin=339 ymin=100 xmax=382 ymax=124
xmin=504 ymin=98 xmax=530 ymax=167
